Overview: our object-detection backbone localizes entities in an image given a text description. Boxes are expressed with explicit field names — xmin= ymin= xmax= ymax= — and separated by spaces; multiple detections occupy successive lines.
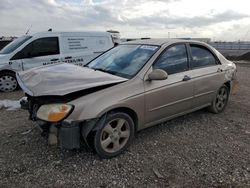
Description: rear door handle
xmin=64 ymin=56 xmax=72 ymax=59
xmin=183 ymin=75 xmax=191 ymax=81
xmin=50 ymin=58 xmax=59 ymax=61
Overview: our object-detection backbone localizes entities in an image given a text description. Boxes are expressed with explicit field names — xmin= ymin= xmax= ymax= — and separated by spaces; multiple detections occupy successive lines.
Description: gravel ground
xmin=0 ymin=64 xmax=250 ymax=187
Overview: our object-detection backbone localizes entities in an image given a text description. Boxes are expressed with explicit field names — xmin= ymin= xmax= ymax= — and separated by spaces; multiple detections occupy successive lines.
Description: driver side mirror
xmin=147 ymin=69 xmax=168 ymax=81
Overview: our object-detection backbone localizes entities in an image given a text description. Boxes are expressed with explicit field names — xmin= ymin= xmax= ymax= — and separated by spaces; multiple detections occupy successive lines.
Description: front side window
xmin=28 ymin=37 xmax=59 ymax=57
xmin=153 ymin=44 xmax=188 ymax=75
xmin=13 ymin=37 xmax=59 ymax=59
xmin=87 ymin=44 xmax=159 ymax=79
xmin=190 ymin=45 xmax=217 ymax=68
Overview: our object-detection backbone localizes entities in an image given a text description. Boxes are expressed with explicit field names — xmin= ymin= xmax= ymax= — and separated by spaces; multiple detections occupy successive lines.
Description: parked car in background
xmin=0 ymin=31 xmax=115 ymax=92
xmin=17 ymin=39 xmax=237 ymax=158
xmin=0 ymin=37 xmax=16 ymax=50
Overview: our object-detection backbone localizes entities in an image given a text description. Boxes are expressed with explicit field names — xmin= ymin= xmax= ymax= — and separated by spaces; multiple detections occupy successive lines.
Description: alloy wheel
xmin=100 ymin=118 xmax=130 ymax=153
xmin=215 ymin=87 xmax=228 ymax=111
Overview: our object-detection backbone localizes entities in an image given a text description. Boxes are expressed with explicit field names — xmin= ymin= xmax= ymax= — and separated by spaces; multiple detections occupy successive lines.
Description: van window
xmin=12 ymin=37 xmax=59 ymax=59
xmin=29 ymin=37 xmax=59 ymax=57
xmin=190 ymin=44 xmax=216 ymax=68
xmin=153 ymin=44 xmax=188 ymax=75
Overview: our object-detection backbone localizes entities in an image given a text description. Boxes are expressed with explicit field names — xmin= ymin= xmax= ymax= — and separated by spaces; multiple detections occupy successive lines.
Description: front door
xmin=8 ymin=59 xmax=23 ymax=71
xmin=11 ymin=37 xmax=61 ymax=70
xmin=144 ymin=44 xmax=194 ymax=126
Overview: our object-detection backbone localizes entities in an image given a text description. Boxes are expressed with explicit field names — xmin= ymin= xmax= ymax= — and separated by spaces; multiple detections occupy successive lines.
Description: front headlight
xmin=37 ymin=104 xmax=74 ymax=122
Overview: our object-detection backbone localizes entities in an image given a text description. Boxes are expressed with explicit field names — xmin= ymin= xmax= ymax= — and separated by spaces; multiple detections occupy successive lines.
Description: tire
xmin=208 ymin=85 xmax=229 ymax=114
xmin=93 ymin=112 xmax=135 ymax=159
xmin=0 ymin=72 xmax=19 ymax=92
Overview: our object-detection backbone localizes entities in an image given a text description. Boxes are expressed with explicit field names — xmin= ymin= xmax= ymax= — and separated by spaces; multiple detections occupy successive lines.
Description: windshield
xmin=0 ymin=35 xmax=32 ymax=54
xmin=87 ymin=44 xmax=159 ymax=79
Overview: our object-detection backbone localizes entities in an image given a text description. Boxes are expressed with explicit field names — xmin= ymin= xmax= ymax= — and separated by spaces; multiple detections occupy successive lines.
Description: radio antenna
xmin=25 ymin=25 xmax=32 ymax=35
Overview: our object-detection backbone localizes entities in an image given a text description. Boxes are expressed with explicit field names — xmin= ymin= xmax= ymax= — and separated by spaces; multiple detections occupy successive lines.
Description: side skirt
xmin=140 ymin=103 xmax=211 ymax=130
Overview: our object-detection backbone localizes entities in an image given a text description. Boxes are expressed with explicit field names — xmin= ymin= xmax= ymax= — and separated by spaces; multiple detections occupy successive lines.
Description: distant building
xmin=180 ymin=38 xmax=211 ymax=43
xmin=209 ymin=41 xmax=250 ymax=50
xmin=0 ymin=36 xmax=17 ymax=41
xmin=209 ymin=41 xmax=250 ymax=57
xmin=120 ymin=37 xmax=151 ymax=42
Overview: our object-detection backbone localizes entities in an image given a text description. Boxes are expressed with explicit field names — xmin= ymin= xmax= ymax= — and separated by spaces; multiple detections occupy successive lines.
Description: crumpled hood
xmin=17 ymin=63 xmax=128 ymax=96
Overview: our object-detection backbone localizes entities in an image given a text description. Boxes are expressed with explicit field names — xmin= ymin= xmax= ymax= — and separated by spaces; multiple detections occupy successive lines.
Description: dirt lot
xmin=0 ymin=64 xmax=250 ymax=187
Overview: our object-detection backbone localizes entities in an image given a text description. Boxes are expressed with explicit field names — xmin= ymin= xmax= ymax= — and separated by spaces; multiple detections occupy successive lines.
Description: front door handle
xmin=183 ymin=75 xmax=191 ymax=81
xmin=64 ymin=56 xmax=72 ymax=59
xmin=50 ymin=58 xmax=59 ymax=61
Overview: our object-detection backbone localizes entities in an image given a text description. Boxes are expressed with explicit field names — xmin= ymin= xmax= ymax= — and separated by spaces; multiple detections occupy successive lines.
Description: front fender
xmin=0 ymin=63 xmax=14 ymax=71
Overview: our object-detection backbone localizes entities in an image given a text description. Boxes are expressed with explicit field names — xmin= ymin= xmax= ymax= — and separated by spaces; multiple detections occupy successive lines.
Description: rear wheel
xmin=208 ymin=85 xmax=229 ymax=114
xmin=93 ymin=112 xmax=135 ymax=158
xmin=0 ymin=72 xmax=18 ymax=92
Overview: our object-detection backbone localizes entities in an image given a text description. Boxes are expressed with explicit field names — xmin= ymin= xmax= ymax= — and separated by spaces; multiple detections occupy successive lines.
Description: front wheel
xmin=0 ymin=72 xmax=18 ymax=92
xmin=93 ymin=112 xmax=135 ymax=158
xmin=208 ymin=85 xmax=229 ymax=114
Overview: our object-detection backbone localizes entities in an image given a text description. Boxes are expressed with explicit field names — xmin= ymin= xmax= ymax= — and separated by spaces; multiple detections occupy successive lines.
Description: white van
xmin=0 ymin=31 xmax=115 ymax=92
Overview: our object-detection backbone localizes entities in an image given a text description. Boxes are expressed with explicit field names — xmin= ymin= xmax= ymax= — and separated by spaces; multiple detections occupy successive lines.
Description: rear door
xmin=144 ymin=43 xmax=194 ymax=125
xmin=20 ymin=37 xmax=61 ymax=70
xmin=188 ymin=43 xmax=225 ymax=108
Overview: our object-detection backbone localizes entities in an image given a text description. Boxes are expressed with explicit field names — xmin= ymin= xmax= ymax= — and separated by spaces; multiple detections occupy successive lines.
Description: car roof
xmin=122 ymin=38 xmax=206 ymax=46
xmin=29 ymin=31 xmax=112 ymax=38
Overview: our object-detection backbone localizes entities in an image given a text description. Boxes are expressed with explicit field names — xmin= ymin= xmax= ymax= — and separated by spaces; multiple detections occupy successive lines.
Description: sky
xmin=0 ymin=0 xmax=250 ymax=41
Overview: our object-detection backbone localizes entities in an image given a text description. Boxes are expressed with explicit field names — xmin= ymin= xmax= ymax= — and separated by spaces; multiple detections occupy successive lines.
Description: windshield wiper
xmin=93 ymin=68 xmax=117 ymax=76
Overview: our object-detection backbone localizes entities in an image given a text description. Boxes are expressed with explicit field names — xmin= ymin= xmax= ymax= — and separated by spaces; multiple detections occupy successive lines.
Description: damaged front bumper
xmin=34 ymin=119 xmax=100 ymax=150
xmin=60 ymin=119 xmax=101 ymax=149
xmin=38 ymin=119 xmax=100 ymax=150
xmin=20 ymin=97 xmax=99 ymax=150
xmin=58 ymin=121 xmax=81 ymax=149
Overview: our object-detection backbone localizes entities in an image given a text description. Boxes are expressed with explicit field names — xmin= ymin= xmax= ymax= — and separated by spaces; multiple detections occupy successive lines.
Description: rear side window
xmin=153 ymin=44 xmax=188 ymax=75
xmin=190 ymin=45 xmax=216 ymax=68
